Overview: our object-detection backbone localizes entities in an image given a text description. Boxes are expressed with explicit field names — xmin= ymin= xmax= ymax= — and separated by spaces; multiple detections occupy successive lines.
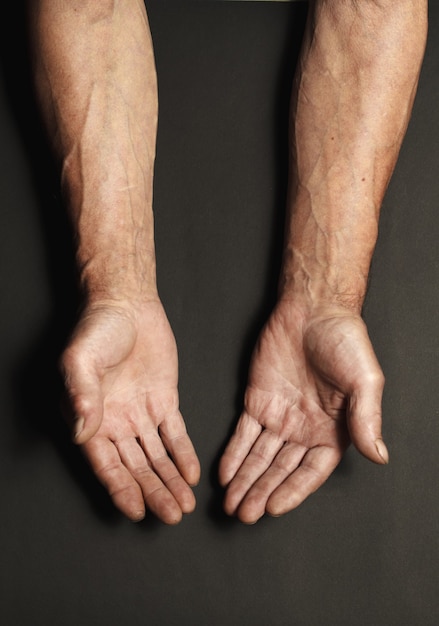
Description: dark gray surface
xmin=0 ymin=2 xmax=438 ymax=625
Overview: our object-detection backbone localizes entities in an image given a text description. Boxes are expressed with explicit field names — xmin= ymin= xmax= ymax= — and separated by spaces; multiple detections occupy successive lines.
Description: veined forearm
xmin=281 ymin=0 xmax=428 ymax=311
xmin=30 ymin=0 xmax=158 ymax=301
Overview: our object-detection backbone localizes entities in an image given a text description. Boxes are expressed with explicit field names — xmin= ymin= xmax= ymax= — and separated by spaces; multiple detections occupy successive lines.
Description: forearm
xmin=29 ymin=0 xmax=158 ymax=303
xmin=281 ymin=0 xmax=427 ymax=312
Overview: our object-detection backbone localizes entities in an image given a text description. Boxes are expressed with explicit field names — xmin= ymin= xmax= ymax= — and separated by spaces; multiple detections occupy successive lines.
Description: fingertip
xmin=218 ymin=472 xmax=229 ymax=489
xmin=266 ymin=500 xmax=296 ymax=518
xmin=265 ymin=492 xmax=284 ymax=517
xmin=185 ymin=460 xmax=201 ymax=488
xmin=348 ymin=414 xmax=387 ymax=465
xmin=218 ymin=468 xmax=228 ymax=489
xmin=266 ymin=511 xmax=282 ymax=519
xmin=218 ymin=456 xmax=236 ymax=488
xmin=180 ymin=489 xmax=197 ymax=515
xmin=266 ymin=499 xmax=288 ymax=518
xmin=351 ymin=431 xmax=390 ymax=465
xmin=266 ymin=488 xmax=301 ymax=517
xmin=129 ymin=510 xmax=146 ymax=523
xmin=112 ymin=490 xmax=147 ymax=523
xmin=73 ymin=417 xmax=85 ymax=441
xmin=266 ymin=485 xmax=305 ymax=517
xmin=222 ymin=494 xmax=238 ymax=517
xmin=162 ymin=508 xmax=183 ymax=526
xmin=167 ymin=434 xmax=201 ymax=487
xmin=374 ymin=438 xmax=389 ymax=464
xmin=72 ymin=417 xmax=100 ymax=445
xmin=132 ymin=496 xmax=184 ymax=526
xmin=70 ymin=397 xmax=103 ymax=443
xmin=348 ymin=381 xmax=386 ymax=463
xmin=146 ymin=489 xmax=185 ymax=525
xmin=236 ymin=506 xmax=262 ymax=525
xmin=147 ymin=498 xmax=183 ymax=525
xmin=239 ymin=517 xmax=259 ymax=526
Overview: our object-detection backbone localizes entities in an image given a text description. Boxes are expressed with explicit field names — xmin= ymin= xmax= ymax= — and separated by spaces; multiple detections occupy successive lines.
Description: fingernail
xmin=375 ymin=438 xmax=389 ymax=464
xmin=73 ymin=417 xmax=85 ymax=441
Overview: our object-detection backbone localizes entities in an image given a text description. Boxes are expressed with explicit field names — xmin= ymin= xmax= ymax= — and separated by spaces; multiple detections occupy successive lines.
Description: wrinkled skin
xmin=219 ymin=300 xmax=386 ymax=523
xmin=62 ymin=300 xmax=200 ymax=524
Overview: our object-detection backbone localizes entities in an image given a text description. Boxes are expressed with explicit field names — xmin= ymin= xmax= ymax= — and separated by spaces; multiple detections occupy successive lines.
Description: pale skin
xmin=29 ymin=0 xmax=427 ymax=524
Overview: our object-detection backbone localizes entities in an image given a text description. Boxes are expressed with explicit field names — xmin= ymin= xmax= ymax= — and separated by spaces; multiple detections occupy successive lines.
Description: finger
xmin=218 ymin=412 xmax=262 ymax=487
xmin=235 ymin=442 xmax=307 ymax=524
xmin=348 ymin=372 xmax=389 ymax=465
xmin=116 ymin=437 xmax=184 ymax=524
xmin=137 ymin=430 xmax=197 ymax=514
xmin=61 ymin=346 xmax=103 ymax=444
xmin=159 ymin=411 xmax=201 ymax=486
xmin=266 ymin=445 xmax=343 ymax=517
xmin=83 ymin=437 xmax=146 ymax=522
xmin=222 ymin=429 xmax=285 ymax=517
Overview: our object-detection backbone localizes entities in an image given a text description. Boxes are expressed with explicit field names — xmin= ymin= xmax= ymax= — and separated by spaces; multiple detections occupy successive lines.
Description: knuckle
xmin=364 ymin=368 xmax=385 ymax=388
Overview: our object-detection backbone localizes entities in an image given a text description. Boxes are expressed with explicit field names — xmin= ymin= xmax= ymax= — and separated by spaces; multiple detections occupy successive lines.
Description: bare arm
xmin=282 ymin=0 xmax=427 ymax=311
xmin=220 ymin=0 xmax=427 ymax=523
xmin=30 ymin=0 xmax=200 ymax=523
xmin=31 ymin=0 xmax=158 ymax=304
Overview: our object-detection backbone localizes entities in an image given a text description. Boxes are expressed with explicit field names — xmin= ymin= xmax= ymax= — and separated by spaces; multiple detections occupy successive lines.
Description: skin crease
xmin=29 ymin=0 xmax=427 ymax=524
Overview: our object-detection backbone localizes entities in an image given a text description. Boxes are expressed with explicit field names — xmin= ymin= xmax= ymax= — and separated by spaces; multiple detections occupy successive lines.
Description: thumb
xmin=61 ymin=348 xmax=103 ymax=445
xmin=347 ymin=373 xmax=389 ymax=465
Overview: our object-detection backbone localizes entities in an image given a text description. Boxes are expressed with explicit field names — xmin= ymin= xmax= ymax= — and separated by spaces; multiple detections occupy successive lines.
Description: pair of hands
xmin=62 ymin=298 xmax=387 ymax=525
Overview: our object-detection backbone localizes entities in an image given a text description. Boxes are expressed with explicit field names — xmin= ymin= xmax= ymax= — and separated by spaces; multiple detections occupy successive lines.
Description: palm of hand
xmin=219 ymin=300 xmax=385 ymax=523
xmin=62 ymin=300 xmax=200 ymax=523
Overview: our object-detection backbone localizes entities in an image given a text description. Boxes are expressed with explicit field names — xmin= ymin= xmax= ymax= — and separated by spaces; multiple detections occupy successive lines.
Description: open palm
xmin=219 ymin=300 xmax=387 ymax=523
xmin=62 ymin=299 xmax=200 ymax=523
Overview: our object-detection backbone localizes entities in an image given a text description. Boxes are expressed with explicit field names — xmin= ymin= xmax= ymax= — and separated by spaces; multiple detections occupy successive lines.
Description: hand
xmin=61 ymin=299 xmax=200 ymax=524
xmin=219 ymin=299 xmax=388 ymax=523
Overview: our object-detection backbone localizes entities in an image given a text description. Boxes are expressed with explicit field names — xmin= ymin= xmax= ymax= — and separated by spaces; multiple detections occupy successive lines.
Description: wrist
xmin=78 ymin=248 xmax=158 ymax=305
xmin=278 ymin=213 xmax=376 ymax=314
xmin=278 ymin=251 xmax=366 ymax=316
xmin=279 ymin=280 xmax=365 ymax=316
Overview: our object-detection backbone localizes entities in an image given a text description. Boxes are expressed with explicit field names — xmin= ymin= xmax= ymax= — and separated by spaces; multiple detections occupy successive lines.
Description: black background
xmin=0 ymin=2 xmax=438 ymax=624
